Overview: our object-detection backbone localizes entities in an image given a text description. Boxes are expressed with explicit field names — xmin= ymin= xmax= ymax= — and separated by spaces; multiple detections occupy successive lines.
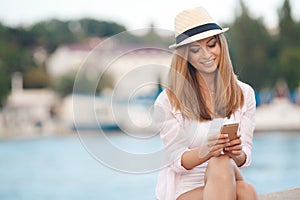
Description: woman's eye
xmin=208 ymin=42 xmax=217 ymax=48
xmin=190 ymin=48 xmax=199 ymax=53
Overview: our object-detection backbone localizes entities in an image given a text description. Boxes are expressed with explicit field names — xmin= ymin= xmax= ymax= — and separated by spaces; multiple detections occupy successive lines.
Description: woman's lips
xmin=201 ymin=59 xmax=214 ymax=66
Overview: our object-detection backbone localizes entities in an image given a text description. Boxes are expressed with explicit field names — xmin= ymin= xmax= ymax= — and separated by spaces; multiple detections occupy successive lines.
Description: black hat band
xmin=176 ymin=23 xmax=222 ymax=44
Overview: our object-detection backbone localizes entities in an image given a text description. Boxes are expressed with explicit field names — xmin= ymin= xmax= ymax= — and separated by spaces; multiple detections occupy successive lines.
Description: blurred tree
xmin=0 ymin=24 xmax=10 ymax=107
xmin=278 ymin=0 xmax=300 ymax=48
xmin=23 ymin=67 xmax=51 ymax=88
xmin=96 ymin=71 xmax=114 ymax=93
xmin=227 ymin=0 xmax=274 ymax=90
xmin=54 ymin=69 xmax=114 ymax=97
xmin=0 ymin=23 xmax=34 ymax=107
xmin=0 ymin=64 xmax=10 ymax=107
xmin=0 ymin=18 xmax=127 ymax=102
xmin=30 ymin=19 xmax=78 ymax=52
xmin=138 ymin=23 xmax=174 ymax=46
xmin=113 ymin=22 xmax=173 ymax=46
xmin=54 ymin=71 xmax=77 ymax=97
xmin=0 ymin=25 xmax=33 ymax=74
xmin=279 ymin=47 xmax=300 ymax=90
xmin=28 ymin=18 xmax=126 ymax=53
xmin=277 ymin=0 xmax=300 ymax=90
xmin=78 ymin=18 xmax=126 ymax=38
xmin=1 ymin=8 xmax=298 ymax=99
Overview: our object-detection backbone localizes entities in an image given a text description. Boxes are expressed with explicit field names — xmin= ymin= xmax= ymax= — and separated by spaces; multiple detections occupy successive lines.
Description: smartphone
xmin=220 ymin=123 xmax=239 ymax=141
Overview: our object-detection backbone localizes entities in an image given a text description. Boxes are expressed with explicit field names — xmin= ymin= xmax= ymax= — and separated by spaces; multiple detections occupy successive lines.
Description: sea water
xmin=0 ymin=131 xmax=299 ymax=199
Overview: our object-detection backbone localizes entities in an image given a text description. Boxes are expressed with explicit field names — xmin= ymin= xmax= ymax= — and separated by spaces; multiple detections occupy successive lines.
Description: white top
xmin=154 ymin=81 xmax=256 ymax=200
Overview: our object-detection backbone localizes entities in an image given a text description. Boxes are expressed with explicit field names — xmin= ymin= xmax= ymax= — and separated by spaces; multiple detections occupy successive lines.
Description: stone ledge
xmin=259 ymin=187 xmax=300 ymax=200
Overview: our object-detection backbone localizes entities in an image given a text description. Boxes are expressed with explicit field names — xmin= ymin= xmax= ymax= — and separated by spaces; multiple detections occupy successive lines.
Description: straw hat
xmin=169 ymin=7 xmax=229 ymax=49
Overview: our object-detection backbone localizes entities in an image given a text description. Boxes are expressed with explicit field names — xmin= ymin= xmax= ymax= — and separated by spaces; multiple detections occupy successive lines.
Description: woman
xmin=154 ymin=7 xmax=257 ymax=200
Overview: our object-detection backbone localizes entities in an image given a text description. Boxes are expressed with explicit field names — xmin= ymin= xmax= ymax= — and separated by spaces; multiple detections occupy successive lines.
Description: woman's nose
xmin=202 ymin=48 xmax=212 ymax=58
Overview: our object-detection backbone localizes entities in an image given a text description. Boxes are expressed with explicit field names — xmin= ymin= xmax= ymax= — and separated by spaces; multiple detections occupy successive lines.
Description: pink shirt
xmin=154 ymin=81 xmax=256 ymax=200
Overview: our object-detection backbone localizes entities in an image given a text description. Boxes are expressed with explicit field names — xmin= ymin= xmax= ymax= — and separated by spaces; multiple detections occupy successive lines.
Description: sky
xmin=0 ymin=0 xmax=299 ymax=31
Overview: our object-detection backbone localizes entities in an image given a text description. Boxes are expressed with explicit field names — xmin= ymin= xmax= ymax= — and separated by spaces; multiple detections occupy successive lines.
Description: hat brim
xmin=169 ymin=27 xmax=229 ymax=49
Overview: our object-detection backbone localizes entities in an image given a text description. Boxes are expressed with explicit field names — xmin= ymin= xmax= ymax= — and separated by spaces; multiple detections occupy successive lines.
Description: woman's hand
xmin=224 ymin=135 xmax=246 ymax=166
xmin=198 ymin=133 xmax=229 ymax=159
xmin=224 ymin=135 xmax=243 ymax=157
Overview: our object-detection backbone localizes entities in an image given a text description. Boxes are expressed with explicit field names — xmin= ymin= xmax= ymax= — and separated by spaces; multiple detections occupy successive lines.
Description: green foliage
xmin=113 ymin=23 xmax=173 ymax=47
xmin=78 ymin=18 xmax=126 ymax=37
xmin=54 ymin=71 xmax=77 ymax=97
xmin=0 ymin=64 xmax=10 ymax=107
xmin=278 ymin=0 xmax=300 ymax=48
xmin=29 ymin=18 xmax=126 ymax=53
xmin=97 ymin=71 xmax=114 ymax=93
xmin=227 ymin=0 xmax=300 ymax=91
xmin=279 ymin=47 xmax=300 ymax=90
xmin=227 ymin=0 xmax=274 ymax=90
xmin=0 ymin=0 xmax=300 ymax=108
xmin=0 ymin=18 xmax=127 ymax=106
xmin=277 ymin=0 xmax=300 ymax=89
xmin=135 ymin=23 xmax=174 ymax=46
xmin=23 ymin=67 xmax=51 ymax=88
xmin=54 ymin=70 xmax=114 ymax=97
xmin=0 ymin=31 xmax=33 ymax=74
xmin=30 ymin=19 xmax=77 ymax=52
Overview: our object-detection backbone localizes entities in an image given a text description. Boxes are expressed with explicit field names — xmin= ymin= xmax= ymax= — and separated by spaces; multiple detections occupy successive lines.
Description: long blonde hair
xmin=167 ymin=34 xmax=244 ymax=121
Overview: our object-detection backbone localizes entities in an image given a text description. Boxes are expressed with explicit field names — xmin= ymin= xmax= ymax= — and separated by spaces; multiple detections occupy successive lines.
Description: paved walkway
xmin=259 ymin=187 xmax=300 ymax=200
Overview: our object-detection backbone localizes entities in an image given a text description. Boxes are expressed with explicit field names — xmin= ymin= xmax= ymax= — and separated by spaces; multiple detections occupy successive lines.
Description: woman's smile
xmin=200 ymin=59 xmax=215 ymax=67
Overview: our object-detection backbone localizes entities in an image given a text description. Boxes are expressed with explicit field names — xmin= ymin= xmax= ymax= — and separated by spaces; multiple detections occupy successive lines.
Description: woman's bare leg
xmin=176 ymin=187 xmax=204 ymax=200
xmin=233 ymin=162 xmax=258 ymax=200
xmin=236 ymin=181 xmax=258 ymax=200
xmin=177 ymin=155 xmax=257 ymax=200
xmin=203 ymin=155 xmax=236 ymax=200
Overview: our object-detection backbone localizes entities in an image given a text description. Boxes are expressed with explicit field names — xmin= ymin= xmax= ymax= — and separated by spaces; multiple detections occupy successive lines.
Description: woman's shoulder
xmin=155 ymin=90 xmax=184 ymax=117
xmin=237 ymin=80 xmax=255 ymax=97
xmin=237 ymin=80 xmax=256 ymax=110
xmin=154 ymin=89 xmax=171 ymax=106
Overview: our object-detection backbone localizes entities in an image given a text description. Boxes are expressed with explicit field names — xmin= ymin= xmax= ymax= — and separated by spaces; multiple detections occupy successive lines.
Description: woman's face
xmin=187 ymin=36 xmax=221 ymax=75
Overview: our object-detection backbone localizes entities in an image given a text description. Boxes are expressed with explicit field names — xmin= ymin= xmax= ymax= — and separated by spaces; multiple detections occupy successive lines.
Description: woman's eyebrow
xmin=189 ymin=37 xmax=217 ymax=48
xmin=189 ymin=44 xmax=200 ymax=47
xmin=207 ymin=37 xmax=217 ymax=43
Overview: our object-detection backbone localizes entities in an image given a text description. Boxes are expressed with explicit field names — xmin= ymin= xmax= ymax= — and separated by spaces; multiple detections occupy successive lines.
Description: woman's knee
xmin=207 ymin=155 xmax=233 ymax=171
xmin=205 ymin=155 xmax=235 ymax=180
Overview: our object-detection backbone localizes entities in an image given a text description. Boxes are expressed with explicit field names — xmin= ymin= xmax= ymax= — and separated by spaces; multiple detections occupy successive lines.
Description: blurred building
xmin=46 ymin=37 xmax=113 ymax=77
xmin=46 ymin=37 xmax=171 ymax=94
xmin=46 ymin=37 xmax=172 ymax=131
xmin=2 ymin=73 xmax=60 ymax=137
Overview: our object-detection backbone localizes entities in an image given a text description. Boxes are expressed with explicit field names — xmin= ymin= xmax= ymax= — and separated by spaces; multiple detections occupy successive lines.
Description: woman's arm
xmin=181 ymin=133 xmax=230 ymax=170
xmin=181 ymin=148 xmax=210 ymax=170
xmin=225 ymin=83 xmax=256 ymax=167
xmin=154 ymin=91 xmax=192 ymax=173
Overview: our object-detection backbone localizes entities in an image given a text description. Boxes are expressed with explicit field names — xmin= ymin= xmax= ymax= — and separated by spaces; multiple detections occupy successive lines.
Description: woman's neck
xmin=196 ymin=71 xmax=216 ymax=93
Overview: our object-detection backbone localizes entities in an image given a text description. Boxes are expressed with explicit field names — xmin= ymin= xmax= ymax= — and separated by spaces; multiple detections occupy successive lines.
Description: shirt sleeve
xmin=239 ymin=84 xmax=256 ymax=168
xmin=153 ymin=91 xmax=190 ymax=173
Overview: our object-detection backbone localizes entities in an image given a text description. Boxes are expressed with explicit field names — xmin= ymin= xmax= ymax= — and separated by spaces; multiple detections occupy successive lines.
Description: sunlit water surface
xmin=0 ymin=131 xmax=299 ymax=199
